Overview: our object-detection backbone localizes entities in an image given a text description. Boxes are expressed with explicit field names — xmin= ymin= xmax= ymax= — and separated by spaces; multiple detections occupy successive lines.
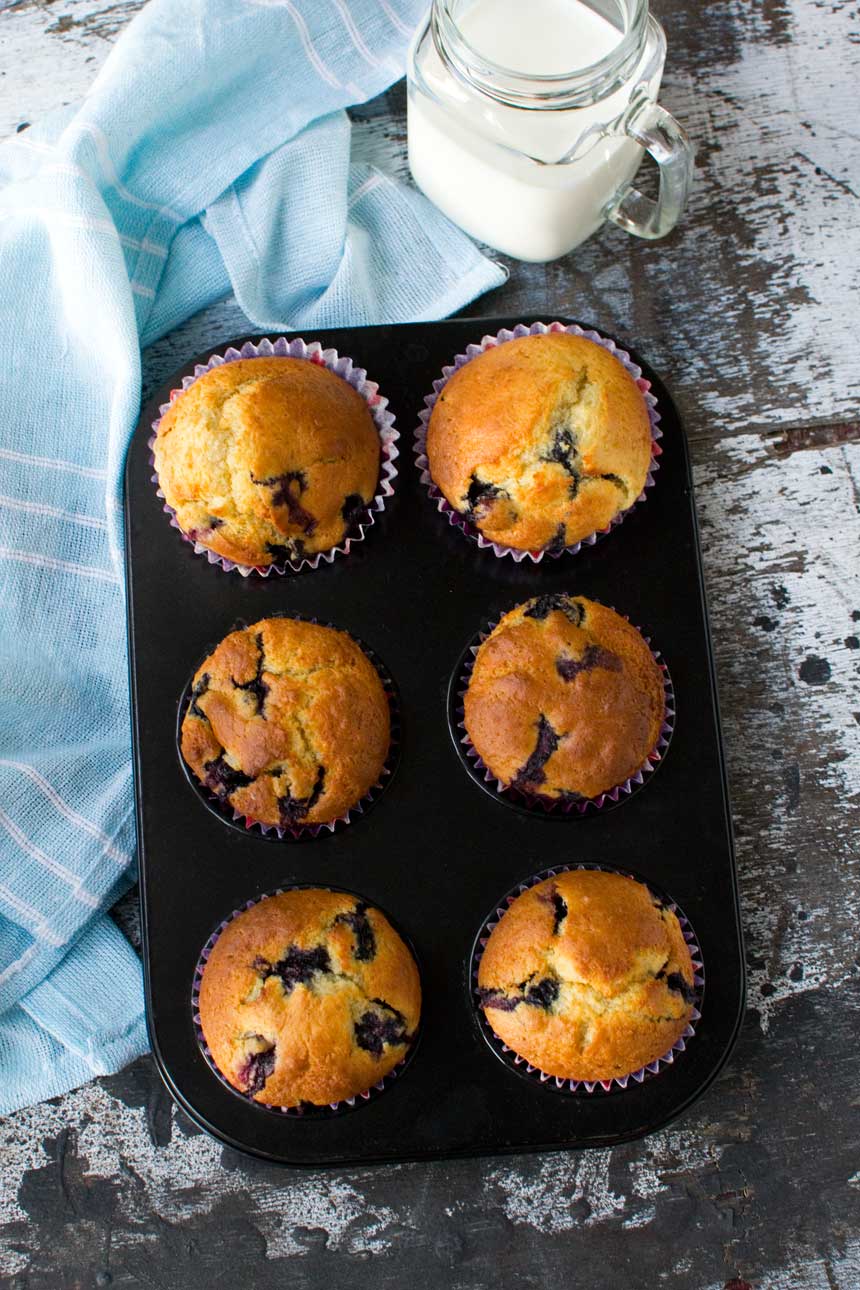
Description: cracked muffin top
xmin=180 ymin=617 xmax=390 ymax=830
xmin=153 ymin=356 xmax=381 ymax=567
xmin=199 ymin=888 xmax=421 ymax=1107
xmin=478 ymin=869 xmax=695 ymax=1082
xmin=426 ymin=332 xmax=651 ymax=552
xmin=463 ymin=594 xmax=665 ymax=802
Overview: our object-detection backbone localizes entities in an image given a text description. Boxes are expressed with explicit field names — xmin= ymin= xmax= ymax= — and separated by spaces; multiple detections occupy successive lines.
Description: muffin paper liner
xmin=414 ymin=319 xmax=661 ymax=562
xmin=149 ymin=336 xmax=399 ymax=577
xmin=471 ymin=863 xmax=704 ymax=1095
xmin=452 ymin=607 xmax=674 ymax=817
xmin=177 ymin=614 xmax=400 ymax=842
xmin=192 ymin=885 xmax=419 ymax=1116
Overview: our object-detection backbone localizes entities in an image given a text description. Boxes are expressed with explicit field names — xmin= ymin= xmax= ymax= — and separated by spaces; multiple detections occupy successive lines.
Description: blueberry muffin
xmin=199 ymin=889 xmax=421 ymax=1106
xmin=426 ymin=332 xmax=651 ymax=552
xmin=478 ymin=869 xmax=695 ymax=1082
xmin=180 ymin=617 xmax=390 ymax=829
xmin=464 ymin=594 xmax=665 ymax=802
xmin=154 ymin=356 xmax=380 ymax=567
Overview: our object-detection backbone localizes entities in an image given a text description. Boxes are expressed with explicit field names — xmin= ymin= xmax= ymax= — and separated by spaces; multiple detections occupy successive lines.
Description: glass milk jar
xmin=407 ymin=0 xmax=694 ymax=263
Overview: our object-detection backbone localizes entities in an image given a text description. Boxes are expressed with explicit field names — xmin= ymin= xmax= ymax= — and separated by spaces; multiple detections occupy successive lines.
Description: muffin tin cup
xmin=192 ymin=884 xmax=421 ymax=1117
xmin=471 ymin=863 xmax=704 ymax=1096
xmin=149 ymin=336 xmax=399 ymax=577
xmin=450 ymin=607 xmax=675 ymax=818
xmin=413 ymin=319 xmax=662 ymax=563
xmin=176 ymin=614 xmax=400 ymax=842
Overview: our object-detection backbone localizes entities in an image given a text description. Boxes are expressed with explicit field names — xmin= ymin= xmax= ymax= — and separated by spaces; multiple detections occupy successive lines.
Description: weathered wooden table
xmin=2 ymin=0 xmax=859 ymax=1285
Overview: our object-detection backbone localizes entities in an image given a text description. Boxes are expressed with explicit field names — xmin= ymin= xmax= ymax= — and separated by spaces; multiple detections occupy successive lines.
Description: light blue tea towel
xmin=0 ymin=0 xmax=505 ymax=1115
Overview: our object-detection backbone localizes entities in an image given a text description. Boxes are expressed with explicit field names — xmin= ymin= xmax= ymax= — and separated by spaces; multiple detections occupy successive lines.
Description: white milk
xmin=458 ymin=0 xmax=622 ymax=75
xmin=407 ymin=0 xmax=664 ymax=261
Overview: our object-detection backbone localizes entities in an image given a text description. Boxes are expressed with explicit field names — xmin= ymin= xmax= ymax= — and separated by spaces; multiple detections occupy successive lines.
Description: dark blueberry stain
xmin=771 ymin=584 xmax=790 ymax=610
xmin=203 ymin=754 xmax=253 ymax=798
xmin=232 ymin=632 xmax=269 ymax=715
xmin=477 ymin=988 xmax=521 ymax=1012
xmin=544 ymin=523 xmax=569 ymax=554
xmin=555 ymin=788 xmax=585 ymax=805
xmin=548 ymin=888 xmax=568 ymax=934
xmin=598 ymin=472 xmax=626 ymax=491
xmin=845 ymin=635 xmax=859 ymax=650
xmin=252 ymin=470 xmax=317 ymax=534
xmin=479 ymin=976 xmax=559 ymax=1013
xmin=333 ymin=902 xmax=376 ymax=961
xmin=753 ymin=614 xmax=777 ymax=632
xmin=277 ymin=764 xmax=326 ymax=827
xmin=542 ymin=426 xmax=581 ymax=496
xmin=525 ymin=977 xmax=560 ymax=1009
xmin=207 ymin=516 xmax=225 ymax=530
xmin=464 ymin=474 xmax=507 ymax=522
xmin=264 ymin=944 xmax=331 ymax=993
xmin=189 ymin=673 xmax=210 ymax=718
xmin=524 ymin=594 xmax=584 ymax=625
xmin=238 ymin=1044 xmax=276 ymax=1095
xmin=820 ymin=465 xmax=833 ymax=474
xmin=266 ymin=538 xmax=305 ymax=565
xmin=789 ymin=962 xmax=804 ymax=982
xmin=354 ymin=1000 xmax=410 ymax=1057
xmin=341 ymin=492 xmax=368 ymax=532
xmin=799 ymin=655 xmax=831 ymax=684
xmin=665 ymin=971 xmax=696 ymax=1004
xmin=556 ymin=643 xmax=622 ymax=682
xmin=16 ymin=122 xmax=30 ymax=133
xmin=782 ymin=763 xmax=800 ymax=811
xmin=512 ymin=714 xmax=559 ymax=790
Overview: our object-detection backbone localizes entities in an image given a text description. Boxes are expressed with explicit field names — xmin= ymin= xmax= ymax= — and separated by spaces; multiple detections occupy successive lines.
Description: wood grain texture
xmin=2 ymin=0 xmax=859 ymax=1286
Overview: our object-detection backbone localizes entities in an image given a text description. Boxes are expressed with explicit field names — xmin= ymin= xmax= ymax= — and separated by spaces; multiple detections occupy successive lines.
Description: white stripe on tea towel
xmin=0 ymin=448 xmax=107 ymax=481
xmin=0 ymin=884 xmax=66 ymax=948
xmin=0 ymin=810 xmax=100 ymax=910
xmin=0 ymin=760 xmax=132 ymax=867
xmin=0 ymin=546 xmax=120 ymax=584
xmin=0 ymin=495 xmax=108 ymax=532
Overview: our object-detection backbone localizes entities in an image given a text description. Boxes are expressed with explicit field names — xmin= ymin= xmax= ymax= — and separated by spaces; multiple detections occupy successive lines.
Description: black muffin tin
xmin=124 ymin=316 xmax=745 ymax=1165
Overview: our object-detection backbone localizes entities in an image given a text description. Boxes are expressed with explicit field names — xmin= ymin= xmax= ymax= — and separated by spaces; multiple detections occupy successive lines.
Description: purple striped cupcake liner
xmin=413 ymin=320 xmax=662 ymax=563
xmin=192 ymin=885 xmax=419 ymax=1117
xmin=149 ymin=336 xmax=399 ymax=577
xmin=471 ymin=863 xmax=704 ymax=1096
xmin=453 ymin=604 xmax=674 ymax=817
xmin=176 ymin=614 xmax=400 ymax=842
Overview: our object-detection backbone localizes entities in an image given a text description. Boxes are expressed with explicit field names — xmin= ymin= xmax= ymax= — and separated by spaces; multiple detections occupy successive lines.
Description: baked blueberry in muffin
xmin=180 ymin=617 xmax=390 ymax=829
xmin=153 ymin=356 xmax=380 ymax=567
xmin=198 ymin=888 xmax=421 ymax=1106
xmin=477 ymin=869 xmax=696 ymax=1082
xmin=426 ymin=332 xmax=651 ymax=552
xmin=463 ymin=594 xmax=665 ymax=802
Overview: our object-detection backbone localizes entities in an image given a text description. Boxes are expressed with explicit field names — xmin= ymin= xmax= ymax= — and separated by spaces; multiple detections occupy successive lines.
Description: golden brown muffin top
xmin=180 ymin=617 xmax=390 ymax=829
xmin=199 ymin=888 xmax=421 ymax=1107
xmin=154 ymin=356 xmax=381 ymax=567
xmin=463 ymin=594 xmax=665 ymax=802
xmin=426 ymin=332 xmax=651 ymax=552
xmin=478 ymin=869 xmax=695 ymax=1083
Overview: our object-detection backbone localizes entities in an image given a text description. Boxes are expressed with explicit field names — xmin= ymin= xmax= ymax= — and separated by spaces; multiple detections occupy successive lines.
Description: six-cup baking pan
xmin=124 ymin=315 xmax=745 ymax=1166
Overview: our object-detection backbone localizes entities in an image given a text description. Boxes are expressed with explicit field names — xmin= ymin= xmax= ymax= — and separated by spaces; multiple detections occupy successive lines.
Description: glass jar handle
xmin=606 ymin=99 xmax=694 ymax=240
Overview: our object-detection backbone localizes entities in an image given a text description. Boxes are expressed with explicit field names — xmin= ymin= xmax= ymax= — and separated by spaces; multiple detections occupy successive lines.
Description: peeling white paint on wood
xmin=0 ymin=1081 xmax=406 ymax=1273
xmin=695 ymin=434 xmax=860 ymax=1031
